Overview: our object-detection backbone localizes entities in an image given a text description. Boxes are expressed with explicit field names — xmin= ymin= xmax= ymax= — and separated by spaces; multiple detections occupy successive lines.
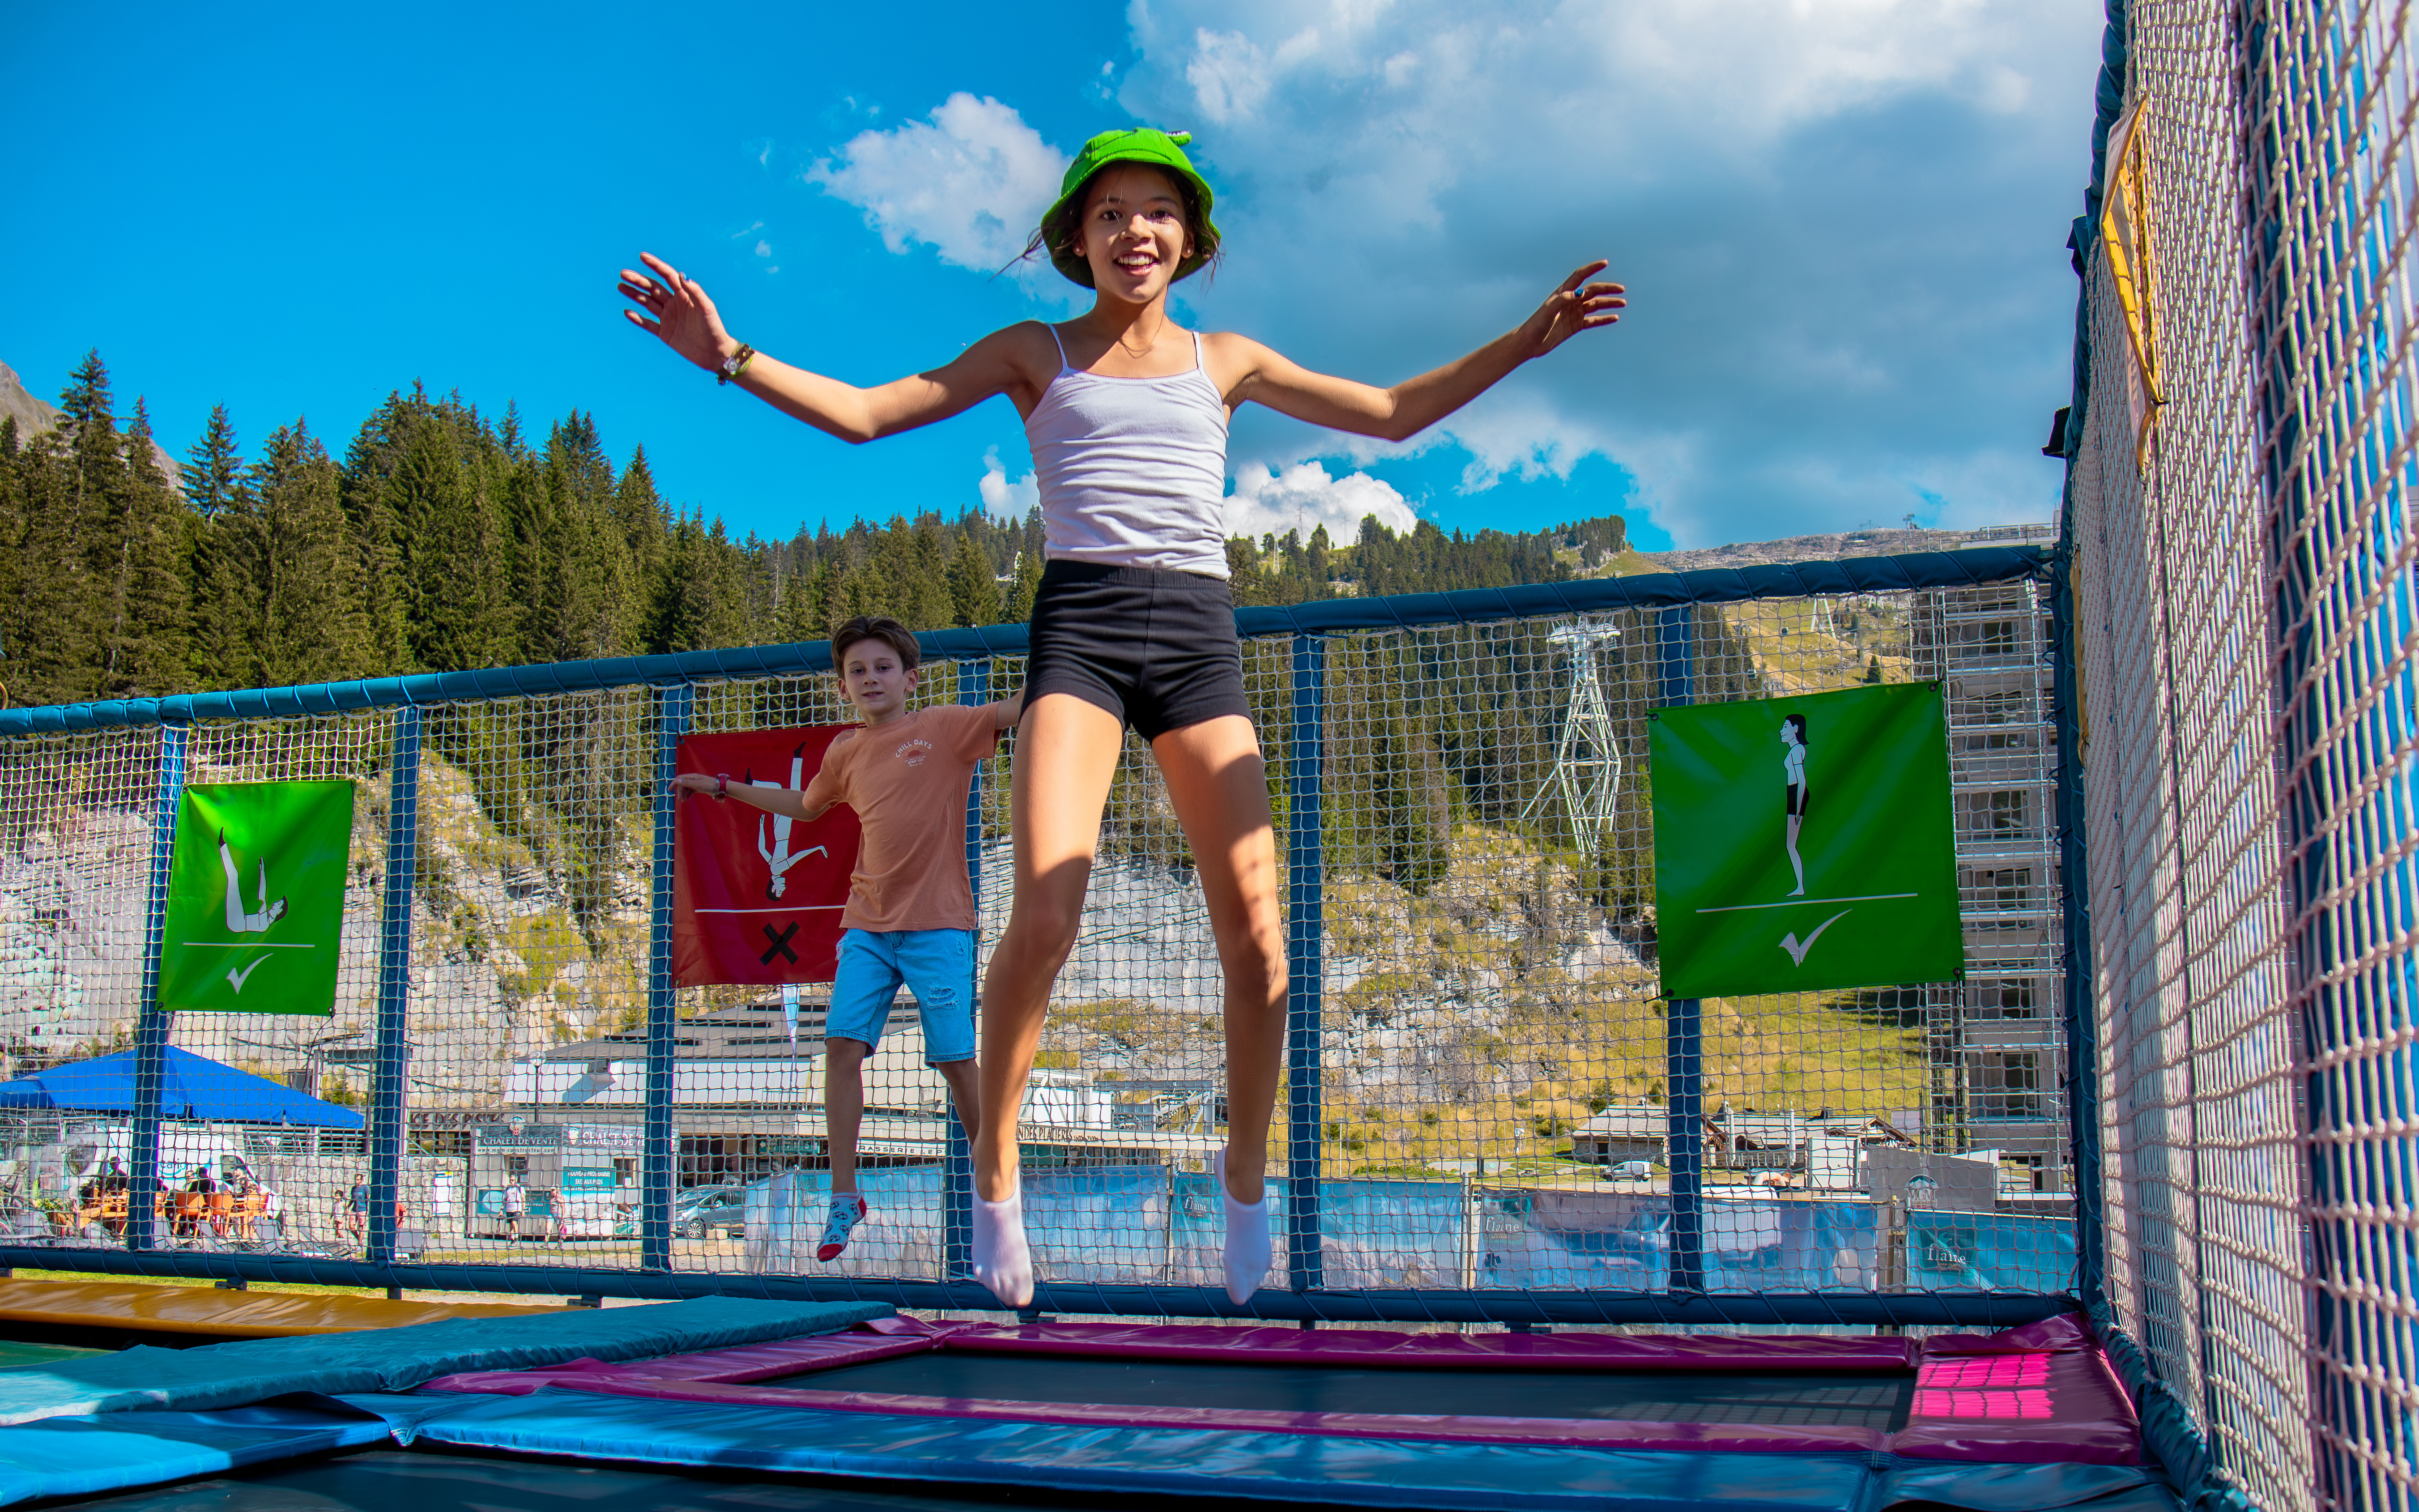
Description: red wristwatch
xmin=714 ymin=774 xmax=730 ymax=800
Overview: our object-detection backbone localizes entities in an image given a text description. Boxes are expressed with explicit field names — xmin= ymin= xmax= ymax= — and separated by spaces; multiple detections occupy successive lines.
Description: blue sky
xmin=2 ymin=1 xmax=2102 ymax=552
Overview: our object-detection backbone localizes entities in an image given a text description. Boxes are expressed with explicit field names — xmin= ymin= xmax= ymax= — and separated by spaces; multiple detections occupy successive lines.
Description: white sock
xmin=1215 ymin=1150 xmax=1271 ymax=1307
xmin=971 ymin=1189 xmax=1032 ymax=1308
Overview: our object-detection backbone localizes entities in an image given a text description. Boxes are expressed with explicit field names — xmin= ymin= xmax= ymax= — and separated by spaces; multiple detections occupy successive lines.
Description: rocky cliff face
xmin=0 ymin=360 xmax=183 ymax=491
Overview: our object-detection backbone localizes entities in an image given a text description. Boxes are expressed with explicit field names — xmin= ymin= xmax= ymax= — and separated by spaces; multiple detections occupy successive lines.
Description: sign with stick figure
xmin=1649 ymin=683 xmax=1962 ymax=998
xmin=671 ymin=726 xmax=860 ymax=986
xmin=160 ymin=781 xmax=355 ymax=1015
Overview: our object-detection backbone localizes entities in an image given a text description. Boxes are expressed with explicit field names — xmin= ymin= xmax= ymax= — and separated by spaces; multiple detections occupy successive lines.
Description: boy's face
xmin=836 ymin=638 xmax=917 ymax=721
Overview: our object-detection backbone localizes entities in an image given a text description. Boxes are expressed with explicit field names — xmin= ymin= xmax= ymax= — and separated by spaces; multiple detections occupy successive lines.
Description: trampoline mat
xmin=762 ymin=1354 xmax=1918 ymax=1429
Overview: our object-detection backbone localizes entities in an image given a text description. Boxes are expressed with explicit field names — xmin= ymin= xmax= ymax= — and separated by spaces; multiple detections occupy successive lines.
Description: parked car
xmin=674 ymin=1185 xmax=745 ymax=1239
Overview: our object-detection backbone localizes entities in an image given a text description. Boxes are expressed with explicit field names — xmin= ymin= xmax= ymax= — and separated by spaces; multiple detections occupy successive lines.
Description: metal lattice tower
xmin=1521 ymin=622 xmax=1625 ymax=849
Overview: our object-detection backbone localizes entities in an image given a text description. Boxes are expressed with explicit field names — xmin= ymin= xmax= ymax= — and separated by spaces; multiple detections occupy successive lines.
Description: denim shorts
xmin=825 ymin=928 xmax=976 ymax=1065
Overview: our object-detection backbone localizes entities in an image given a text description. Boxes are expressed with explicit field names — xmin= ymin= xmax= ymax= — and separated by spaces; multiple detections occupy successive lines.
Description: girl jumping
xmin=618 ymin=127 xmax=1624 ymax=1307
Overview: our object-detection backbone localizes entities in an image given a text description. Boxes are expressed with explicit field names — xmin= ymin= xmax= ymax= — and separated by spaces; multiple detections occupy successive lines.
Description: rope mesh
xmin=0 ymin=571 xmax=2070 ymax=1320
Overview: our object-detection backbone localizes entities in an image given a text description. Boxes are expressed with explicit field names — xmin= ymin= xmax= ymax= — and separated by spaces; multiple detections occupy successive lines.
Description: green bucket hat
xmin=1039 ymin=128 xmax=1221 ymax=288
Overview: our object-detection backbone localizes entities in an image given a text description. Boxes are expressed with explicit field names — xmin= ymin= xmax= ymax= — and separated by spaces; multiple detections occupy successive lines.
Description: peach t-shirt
xmin=801 ymin=704 xmax=1002 ymax=933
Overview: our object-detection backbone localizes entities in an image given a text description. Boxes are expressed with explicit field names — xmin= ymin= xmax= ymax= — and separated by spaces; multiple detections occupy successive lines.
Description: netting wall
xmin=2067 ymin=0 xmax=2419 ymax=1508
xmin=0 ymin=554 xmax=2070 ymax=1325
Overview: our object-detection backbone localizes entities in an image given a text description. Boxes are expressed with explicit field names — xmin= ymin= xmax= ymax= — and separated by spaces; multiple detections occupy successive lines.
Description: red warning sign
xmin=671 ymin=726 xmax=861 ymax=987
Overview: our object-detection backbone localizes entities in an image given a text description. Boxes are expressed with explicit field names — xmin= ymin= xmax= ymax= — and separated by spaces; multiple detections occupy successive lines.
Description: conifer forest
xmin=0 ymin=352 xmax=1629 ymax=710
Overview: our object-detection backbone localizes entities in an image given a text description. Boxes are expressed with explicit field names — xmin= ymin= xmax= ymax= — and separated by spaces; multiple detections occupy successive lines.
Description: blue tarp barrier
xmin=751 ymin=1166 xmax=2077 ymax=1297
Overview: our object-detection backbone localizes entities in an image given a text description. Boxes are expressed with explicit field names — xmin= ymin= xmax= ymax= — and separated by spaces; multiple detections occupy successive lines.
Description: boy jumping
xmin=676 ymin=615 xmax=1018 ymax=1261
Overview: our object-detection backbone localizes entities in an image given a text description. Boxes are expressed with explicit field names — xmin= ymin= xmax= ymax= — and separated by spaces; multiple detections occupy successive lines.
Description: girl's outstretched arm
xmin=617 ymin=251 xmax=1040 ymax=443
xmin=1216 ymin=261 xmax=1625 ymax=443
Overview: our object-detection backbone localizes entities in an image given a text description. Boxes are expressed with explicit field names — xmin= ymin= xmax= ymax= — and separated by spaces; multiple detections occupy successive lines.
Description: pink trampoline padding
xmin=1893 ymin=1334 xmax=2140 ymax=1465
xmin=931 ymin=1321 xmax=1920 ymax=1372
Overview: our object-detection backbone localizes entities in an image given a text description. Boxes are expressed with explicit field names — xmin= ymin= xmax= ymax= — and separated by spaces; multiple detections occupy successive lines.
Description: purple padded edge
xmin=417 ymin=1314 xmax=2140 ymax=1465
xmin=420 ymin=1325 xmax=945 ymax=1394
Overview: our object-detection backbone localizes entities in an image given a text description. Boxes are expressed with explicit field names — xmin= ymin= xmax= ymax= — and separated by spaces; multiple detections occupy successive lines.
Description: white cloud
xmin=753 ymin=240 xmax=771 ymax=257
xmin=979 ymin=449 xmax=1038 ymax=520
xmin=1186 ymin=29 xmax=1274 ymax=124
xmin=1112 ymin=0 xmax=2097 ymax=546
xmin=806 ymin=93 xmax=1068 ymax=274
xmin=1226 ymin=461 xmax=1417 ymax=545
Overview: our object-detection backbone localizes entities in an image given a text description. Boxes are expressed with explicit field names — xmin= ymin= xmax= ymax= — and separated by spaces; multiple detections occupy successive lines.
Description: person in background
xmin=502 ymin=1176 xmax=526 ymax=1241
xmin=672 ymin=614 xmax=1018 ymax=1266
xmin=344 ymin=1177 xmax=367 ymax=1243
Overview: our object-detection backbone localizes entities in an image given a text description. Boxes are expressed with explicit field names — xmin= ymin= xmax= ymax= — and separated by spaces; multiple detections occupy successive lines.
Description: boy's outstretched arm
xmin=669 ymin=771 xmax=832 ymax=822
xmin=987 ymin=690 xmax=1025 ymax=730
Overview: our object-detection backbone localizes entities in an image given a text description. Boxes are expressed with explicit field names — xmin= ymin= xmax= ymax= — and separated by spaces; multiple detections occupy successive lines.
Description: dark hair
xmin=1013 ymin=162 xmax=1221 ymax=283
xmin=830 ymin=614 xmax=920 ymax=672
xmin=1784 ymin=714 xmax=1808 ymax=747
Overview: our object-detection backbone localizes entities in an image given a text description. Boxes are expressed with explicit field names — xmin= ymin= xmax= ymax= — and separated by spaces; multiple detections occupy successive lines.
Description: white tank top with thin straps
xmin=1025 ymin=324 xmax=1231 ymax=579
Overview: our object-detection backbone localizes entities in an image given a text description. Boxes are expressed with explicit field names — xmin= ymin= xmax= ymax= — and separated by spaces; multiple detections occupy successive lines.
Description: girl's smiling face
xmin=1079 ymin=163 xmax=1193 ymax=302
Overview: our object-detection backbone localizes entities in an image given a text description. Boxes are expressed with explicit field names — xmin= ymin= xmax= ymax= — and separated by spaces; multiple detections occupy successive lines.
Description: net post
xmin=366 ymin=706 xmax=422 ymax=1266
xmin=946 ymin=659 xmax=991 ymax=1280
xmin=1286 ymin=633 xmax=1327 ymax=1297
xmin=1657 ymin=607 xmax=1704 ymax=1296
xmin=2047 ymin=549 xmax=2103 ymax=1317
xmin=126 ymin=722 xmax=186 ymax=1252
xmin=643 ymin=683 xmax=692 ymax=1272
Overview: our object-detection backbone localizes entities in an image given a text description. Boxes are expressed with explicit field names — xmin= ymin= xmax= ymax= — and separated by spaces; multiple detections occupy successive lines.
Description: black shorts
xmin=1025 ymin=561 xmax=1252 ymax=741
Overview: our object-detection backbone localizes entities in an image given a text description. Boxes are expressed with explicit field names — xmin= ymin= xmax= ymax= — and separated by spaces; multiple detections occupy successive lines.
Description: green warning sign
xmin=1649 ymin=683 xmax=1962 ymax=999
xmin=159 ymin=781 xmax=355 ymax=1015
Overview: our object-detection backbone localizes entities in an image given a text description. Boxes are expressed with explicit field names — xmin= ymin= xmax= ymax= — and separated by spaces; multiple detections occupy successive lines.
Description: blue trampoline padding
xmin=0 ymin=1397 xmax=391 ymax=1508
xmin=0 ymin=1297 xmax=887 ymax=1426
xmin=1874 ymin=1461 xmax=2177 ymax=1512
xmin=389 ymin=1386 xmax=1861 ymax=1511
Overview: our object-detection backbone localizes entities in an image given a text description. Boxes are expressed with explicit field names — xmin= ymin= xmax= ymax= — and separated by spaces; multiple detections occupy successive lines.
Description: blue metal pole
xmin=1657 ymin=608 xmax=1704 ymax=1296
xmin=126 ymin=723 xmax=186 ymax=1252
xmin=643 ymin=685 xmax=692 ymax=1272
xmin=366 ymin=708 xmax=422 ymax=1265
xmin=946 ymin=660 xmax=991 ymax=1280
xmin=1286 ymin=634 xmax=1327 ymax=1296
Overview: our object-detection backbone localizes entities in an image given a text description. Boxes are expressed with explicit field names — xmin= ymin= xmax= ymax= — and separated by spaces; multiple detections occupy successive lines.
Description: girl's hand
xmin=670 ymin=772 xmax=721 ymax=794
xmin=619 ymin=251 xmax=741 ymax=372
xmin=1517 ymin=261 xmax=1627 ymax=359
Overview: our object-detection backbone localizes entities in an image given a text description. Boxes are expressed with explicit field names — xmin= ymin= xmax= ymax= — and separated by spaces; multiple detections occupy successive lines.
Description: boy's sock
xmin=1214 ymin=1149 xmax=1271 ymax=1307
xmin=818 ymin=1191 xmax=867 ymax=1262
xmin=971 ymin=1185 xmax=1033 ymax=1308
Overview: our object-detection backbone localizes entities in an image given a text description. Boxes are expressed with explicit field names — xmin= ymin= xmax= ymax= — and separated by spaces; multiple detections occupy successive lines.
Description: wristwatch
xmin=714 ymin=774 xmax=730 ymax=800
xmin=717 ymin=345 xmax=756 ymax=385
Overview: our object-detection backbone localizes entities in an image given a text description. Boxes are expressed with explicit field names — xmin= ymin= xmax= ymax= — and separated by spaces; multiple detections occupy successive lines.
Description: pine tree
xmin=89 ymin=398 xmax=195 ymax=698
xmin=0 ymin=419 xmax=23 ymax=699
xmin=525 ymin=413 xmax=628 ymax=663
xmin=338 ymin=393 xmax=413 ymax=674
xmin=203 ymin=422 xmax=370 ymax=689
xmin=392 ymin=403 xmax=511 ymax=672
xmin=2 ymin=404 xmax=95 ymax=707
xmin=947 ymin=531 xmax=1001 ymax=626
xmin=1003 ymin=544 xmax=1043 ymax=622
xmin=613 ymin=445 xmax=670 ymax=649
xmin=181 ymin=405 xmax=244 ymax=518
